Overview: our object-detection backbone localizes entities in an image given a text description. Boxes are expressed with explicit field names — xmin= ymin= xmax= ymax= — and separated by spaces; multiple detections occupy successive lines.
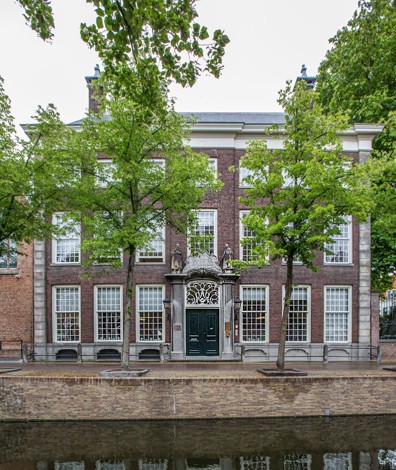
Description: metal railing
xmin=236 ymin=343 xmax=379 ymax=363
xmin=380 ymin=291 xmax=396 ymax=339
xmin=27 ymin=343 xmax=172 ymax=363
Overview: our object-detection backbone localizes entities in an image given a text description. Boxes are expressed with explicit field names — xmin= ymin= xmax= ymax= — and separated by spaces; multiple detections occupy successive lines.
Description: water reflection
xmin=0 ymin=416 xmax=396 ymax=469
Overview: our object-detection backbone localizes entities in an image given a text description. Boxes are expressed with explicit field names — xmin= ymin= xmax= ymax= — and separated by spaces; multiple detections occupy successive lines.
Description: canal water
xmin=0 ymin=415 xmax=396 ymax=469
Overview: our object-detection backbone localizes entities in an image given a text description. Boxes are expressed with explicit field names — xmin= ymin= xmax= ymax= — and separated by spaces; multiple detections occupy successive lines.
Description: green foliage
xmin=239 ymin=81 xmax=374 ymax=369
xmin=317 ymin=0 xmax=396 ymax=123
xmin=239 ymin=81 xmax=373 ymax=269
xmin=51 ymin=70 xmax=222 ymax=285
xmin=16 ymin=0 xmax=54 ymax=41
xmin=68 ymin=84 xmax=221 ymax=268
xmin=371 ymin=112 xmax=396 ymax=290
xmin=60 ymin=79 xmax=221 ymax=368
xmin=81 ymin=0 xmax=229 ymax=87
xmin=316 ymin=0 xmax=396 ymax=291
xmin=12 ymin=0 xmax=229 ymax=87
xmin=0 ymin=77 xmax=80 ymax=256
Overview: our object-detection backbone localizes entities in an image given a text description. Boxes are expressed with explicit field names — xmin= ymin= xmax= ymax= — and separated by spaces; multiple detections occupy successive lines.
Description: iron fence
xmin=380 ymin=289 xmax=396 ymax=339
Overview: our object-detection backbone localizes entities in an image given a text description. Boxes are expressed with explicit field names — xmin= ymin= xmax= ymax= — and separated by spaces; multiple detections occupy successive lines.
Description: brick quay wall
xmin=0 ymin=375 xmax=395 ymax=420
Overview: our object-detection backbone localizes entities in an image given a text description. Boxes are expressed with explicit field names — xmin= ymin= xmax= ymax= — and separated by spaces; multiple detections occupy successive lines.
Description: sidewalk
xmin=1 ymin=359 xmax=396 ymax=379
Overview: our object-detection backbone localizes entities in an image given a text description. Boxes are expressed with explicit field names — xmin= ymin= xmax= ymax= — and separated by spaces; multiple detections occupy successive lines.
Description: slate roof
xmin=179 ymin=112 xmax=286 ymax=125
xmin=69 ymin=112 xmax=286 ymax=127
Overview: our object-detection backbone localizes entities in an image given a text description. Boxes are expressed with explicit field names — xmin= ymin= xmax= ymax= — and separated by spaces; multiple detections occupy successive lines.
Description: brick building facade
xmin=27 ymin=73 xmax=382 ymax=362
xmin=0 ymin=242 xmax=33 ymax=357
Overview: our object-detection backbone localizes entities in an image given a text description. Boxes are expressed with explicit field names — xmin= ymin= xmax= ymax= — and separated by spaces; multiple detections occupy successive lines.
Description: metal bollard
xmin=323 ymin=344 xmax=329 ymax=364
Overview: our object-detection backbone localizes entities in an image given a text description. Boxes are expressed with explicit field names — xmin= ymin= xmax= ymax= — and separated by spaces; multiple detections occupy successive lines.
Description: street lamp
xmin=163 ymin=296 xmax=172 ymax=320
xmin=234 ymin=297 xmax=242 ymax=320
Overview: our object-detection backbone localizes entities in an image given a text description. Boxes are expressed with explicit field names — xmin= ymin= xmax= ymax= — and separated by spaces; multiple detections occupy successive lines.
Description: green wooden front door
xmin=186 ymin=309 xmax=219 ymax=356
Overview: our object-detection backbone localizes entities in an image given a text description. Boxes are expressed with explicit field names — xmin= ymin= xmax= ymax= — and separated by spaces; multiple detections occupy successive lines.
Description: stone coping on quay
xmin=1 ymin=359 xmax=396 ymax=379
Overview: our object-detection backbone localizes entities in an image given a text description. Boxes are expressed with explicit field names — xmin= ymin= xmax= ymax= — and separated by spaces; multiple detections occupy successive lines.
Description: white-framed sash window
xmin=53 ymin=286 xmax=80 ymax=343
xmin=189 ymin=210 xmax=217 ymax=256
xmin=324 ymin=217 xmax=352 ymax=264
xmin=95 ymin=286 xmax=122 ymax=341
xmin=240 ymin=211 xmax=258 ymax=262
xmin=137 ymin=285 xmax=164 ymax=342
xmin=284 ymin=285 xmax=311 ymax=342
xmin=240 ymin=286 xmax=268 ymax=342
xmin=137 ymin=222 xmax=165 ymax=263
xmin=197 ymin=158 xmax=217 ymax=187
xmin=239 ymin=164 xmax=254 ymax=188
xmin=52 ymin=213 xmax=81 ymax=264
xmin=324 ymin=286 xmax=351 ymax=342
xmin=0 ymin=239 xmax=17 ymax=269
xmin=96 ymin=159 xmax=116 ymax=187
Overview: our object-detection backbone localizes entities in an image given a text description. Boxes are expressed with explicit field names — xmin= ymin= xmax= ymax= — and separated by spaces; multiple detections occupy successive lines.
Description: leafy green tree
xmin=370 ymin=112 xmax=396 ymax=291
xmin=16 ymin=0 xmax=54 ymax=41
xmin=66 ymin=84 xmax=220 ymax=368
xmin=14 ymin=0 xmax=229 ymax=88
xmin=316 ymin=0 xmax=396 ymax=291
xmin=0 ymin=77 xmax=78 ymax=257
xmin=81 ymin=0 xmax=229 ymax=87
xmin=316 ymin=0 xmax=396 ymax=123
xmin=238 ymin=81 xmax=374 ymax=370
xmin=1 ymin=0 xmax=228 ymax=262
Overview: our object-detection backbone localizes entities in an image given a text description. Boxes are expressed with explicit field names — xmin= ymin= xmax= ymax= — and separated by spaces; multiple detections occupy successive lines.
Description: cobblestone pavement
xmin=0 ymin=360 xmax=396 ymax=378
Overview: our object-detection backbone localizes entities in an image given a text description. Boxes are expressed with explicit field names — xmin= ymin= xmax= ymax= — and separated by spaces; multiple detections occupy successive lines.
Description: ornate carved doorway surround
xmin=165 ymin=252 xmax=239 ymax=361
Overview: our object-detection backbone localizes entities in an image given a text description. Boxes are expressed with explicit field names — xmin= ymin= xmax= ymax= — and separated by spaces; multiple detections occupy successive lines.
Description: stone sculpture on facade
xmin=171 ymin=244 xmax=183 ymax=273
xmin=220 ymin=244 xmax=234 ymax=272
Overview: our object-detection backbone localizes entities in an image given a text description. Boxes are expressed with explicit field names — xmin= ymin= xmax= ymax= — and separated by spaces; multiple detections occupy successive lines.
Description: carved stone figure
xmin=220 ymin=244 xmax=234 ymax=272
xmin=171 ymin=244 xmax=183 ymax=273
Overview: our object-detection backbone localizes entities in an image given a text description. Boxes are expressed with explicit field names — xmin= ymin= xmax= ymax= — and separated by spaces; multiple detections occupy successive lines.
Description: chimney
xmin=85 ymin=64 xmax=101 ymax=112
xmin=295 ymin=64 xmax=316 ymax=90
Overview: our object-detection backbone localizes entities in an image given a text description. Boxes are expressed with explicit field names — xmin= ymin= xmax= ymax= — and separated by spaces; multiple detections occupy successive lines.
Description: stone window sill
xmin=0 ymin=269 xmax=19 ymax=275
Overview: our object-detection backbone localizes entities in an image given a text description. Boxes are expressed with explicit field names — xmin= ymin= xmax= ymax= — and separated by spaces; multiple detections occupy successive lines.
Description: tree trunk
xmin=276 ymin=256 xmax=294 ymax=371
xmin=122 ymin=246 xmax=136 ymax=369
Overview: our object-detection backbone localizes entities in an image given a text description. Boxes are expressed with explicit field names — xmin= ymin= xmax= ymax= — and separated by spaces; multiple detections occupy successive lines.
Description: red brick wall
xmin=0 ymin=243 xmax=33 ymax=343
xmin=380 ymin=341 xmax=396 ymax=360
xmin=44 ymin=148 xmax=363 ymax=345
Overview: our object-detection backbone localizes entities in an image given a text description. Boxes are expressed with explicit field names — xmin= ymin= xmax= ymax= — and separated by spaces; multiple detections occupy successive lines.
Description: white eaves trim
xmin=22 ymin=118 xmax=382 ymax=153
xmin=186 ymin=122 xmax=383 ymax=152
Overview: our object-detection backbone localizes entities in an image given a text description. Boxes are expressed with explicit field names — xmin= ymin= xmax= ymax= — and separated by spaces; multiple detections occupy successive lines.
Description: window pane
xmin=0 ymin=239 xmax=17 ymax=269
xmin=9 ymin=240 xmax=17 ymax=268
xmin=240 ymin=457 xmax=270 ymax=470
xmin=242 ymin=287 xmax=267 ymax=342
xmin=323 ymin=453 xmax=352 ymax=470
xmin=96 ymin=160 xmax=116 ymax=187
xmin=284 ymin=453 xmax=312 ymax=470
xmin=325 ymin=218 xmax=351 ymax=263
xmin=240 ymin=165 xmax=254 ymax=188
xmin=138 ymin=223 xmax=164 ymax=261
xmin=96 ymin=287 xmax=121 ymax=341
xmin=325 ymin=288 xmax=349 ymax=342
xmin=53 ymin=213 xmax=80 ymax=264
xmin=190 ymin=211 xmax=216 ymax=255
xmin=138 ymin=287 xmax=163 ymax=342
xmin=55 ymin=287 xmax=80 ymax=342
xmin=56 ymin=239 xmax=80 ymax=263
xmin=240 ymin=212 xmax=257 ymax=262
xmin=286 ymin=287 xmax=309 ymax=342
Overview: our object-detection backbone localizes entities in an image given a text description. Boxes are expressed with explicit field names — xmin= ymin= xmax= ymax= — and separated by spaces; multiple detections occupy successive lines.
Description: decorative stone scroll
xmin=182 ymin=252 xmax=222 ymax=277
xmin=186 ymin=281 xmax=219 ymax=306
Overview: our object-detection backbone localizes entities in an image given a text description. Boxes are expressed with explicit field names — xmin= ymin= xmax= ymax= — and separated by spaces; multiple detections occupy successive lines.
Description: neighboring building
xmin=0 ymin=241 xmax=33 ymax=358
xmin=27 ymin=70 xmax=382 ymax=362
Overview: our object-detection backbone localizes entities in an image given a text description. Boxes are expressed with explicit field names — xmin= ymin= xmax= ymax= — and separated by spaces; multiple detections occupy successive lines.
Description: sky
xmin=1 ymin=0 xmax=359 ymax=128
